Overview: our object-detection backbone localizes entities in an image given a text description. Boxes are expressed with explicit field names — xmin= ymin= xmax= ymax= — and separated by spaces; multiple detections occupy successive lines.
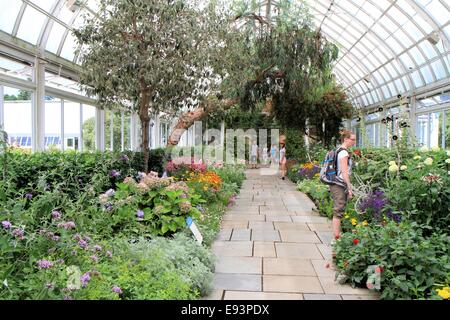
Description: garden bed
xmin=0 ymin=149 xmax=245 ymax=300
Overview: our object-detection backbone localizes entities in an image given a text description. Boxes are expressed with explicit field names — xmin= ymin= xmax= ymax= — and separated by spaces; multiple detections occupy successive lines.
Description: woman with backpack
xmin=330 ymin=130 xmax=356 ymax=240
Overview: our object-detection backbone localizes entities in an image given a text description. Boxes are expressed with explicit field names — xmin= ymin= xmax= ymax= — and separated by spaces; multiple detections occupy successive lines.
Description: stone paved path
xmin=204 ymin=168 xmax=379 ymax=300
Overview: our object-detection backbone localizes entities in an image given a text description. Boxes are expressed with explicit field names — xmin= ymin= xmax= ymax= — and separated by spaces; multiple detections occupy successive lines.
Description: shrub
xmin=333 ymin=221 xmax=450 ymax=300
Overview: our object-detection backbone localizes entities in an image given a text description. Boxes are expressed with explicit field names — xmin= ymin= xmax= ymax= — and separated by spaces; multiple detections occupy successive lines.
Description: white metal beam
xmin=32 ymin=57 xmax=45 ymax=152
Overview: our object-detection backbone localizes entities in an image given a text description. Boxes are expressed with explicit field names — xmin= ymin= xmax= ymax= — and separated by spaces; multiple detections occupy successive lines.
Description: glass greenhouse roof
xmin=0 ymin=0 xmax=449 ymax=109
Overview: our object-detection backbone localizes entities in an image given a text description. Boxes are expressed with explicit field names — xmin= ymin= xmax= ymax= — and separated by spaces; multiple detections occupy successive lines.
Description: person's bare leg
xmin=332 ymin=217 xmax=341 ymax=240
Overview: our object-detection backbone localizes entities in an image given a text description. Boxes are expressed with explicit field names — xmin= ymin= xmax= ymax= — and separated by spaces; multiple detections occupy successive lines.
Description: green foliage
xmin=333 ymin=221 xmax=450 ymax=300
xmin=297 ymin=179 xmax=334 ymax=219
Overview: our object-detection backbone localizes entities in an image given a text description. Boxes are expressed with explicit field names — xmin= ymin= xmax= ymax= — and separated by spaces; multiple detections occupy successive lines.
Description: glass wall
xmin=82 ymin=104 xmax=96 ymax=152
xmin=44 ymin=97 xmax=62 ymax=150
xmin=3 ymin=86 xmax=32 ymax=149
xmin=64 ymin=101 xmax=81 ymax=151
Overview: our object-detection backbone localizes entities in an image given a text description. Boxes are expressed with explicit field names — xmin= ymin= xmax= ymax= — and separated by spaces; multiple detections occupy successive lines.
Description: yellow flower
xmin=437 ymin=287 xmax=450 ymax=299
xmin=431 ymin=146 xmax=440 ymax=152
xmin=413 ymin=155 xmax=421 ymax=160
xmin=389 ymin=161 xmax=396 ymax=166
xmin=362 ymin=220 xmax=368 ymax=226
xmin=203 ymin=186 xmax=208 ymax=191
xmin=445 ymin=159 xmax=450 ymax=164
xmin=351 ymin=218 xmax=357 ymax=226
xmin=344 ymin=214 xmax=349 ymax=219
xmin=419 ymin=146 xmax=428 ymax=153
xmin=388 ymin=164 xmax=398 ymax=172
xmin=424 ymin=157 xmax=433 ymax=166
xmin=400 ymin=165 xmax=407 ymax=171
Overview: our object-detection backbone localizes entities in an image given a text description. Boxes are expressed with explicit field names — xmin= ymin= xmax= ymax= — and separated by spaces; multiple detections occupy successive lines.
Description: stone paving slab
xmin=215 ymin=229 xmax=232 ymax=241
xmin=222 ymin=214 xmax=265 ymax=221
xmin=311 ymin=259 xmax=336 ymax=277
xmin=263 ymin=275 xmax=324 ymax=294
xmin=249 ymin=221 xmax=275 ymax=230
xmin=231 ymin=229 xmax=251 ymax=241
xmin=318 ymin=277 xmax=379 ymax=295
xmin=303 ymin=294 xmax=342 ymax=300
xmin=224 ymin=291 xmax=303 ymax=300
xmin=253 ymin=242 xmax=276 ymax=257
xmin=275 ymin=243 xmax=324 ymax=259
xmin=263 ymin=258 xmax=316 ymax=276
xmin=201 ymin=289 xmax=224 ymax=300
xmin=316 ymin=244 xmax=333 ymax=260
xmin=213 ymin=274 xmax=262 ymax=291
xmin=265 ymin=215 xmax=293 ymax=222
xmin=291 ymin=216 xmax=330 ymax=223
xmin=212 ymin=241 xmax=253 ymax=257
xmin=279 ymin=230 xmax=322 ymax=243
xmin=251 ymin=230 xmax=281 ymax=242
xmin=273 ymin=222 xmax=310 ymax=231
xmin=316 ymin=231 xmax=333 ymax=245
xmin=307 ymin=223 xmax=332 ymax=232
xmin=220 ymin=221 xmax=249 ymax=229
xmin=215 ymin=256 xmax=262 ymax=274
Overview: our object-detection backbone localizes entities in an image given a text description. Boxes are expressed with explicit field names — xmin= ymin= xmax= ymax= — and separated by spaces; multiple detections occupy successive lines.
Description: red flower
xmin=353 ymin=149 xmax=361 ymax=157
xmin=375 ymin=266 xmax=383 ymax=273
xmin=352 ymin=239 xmax=359 ymax=245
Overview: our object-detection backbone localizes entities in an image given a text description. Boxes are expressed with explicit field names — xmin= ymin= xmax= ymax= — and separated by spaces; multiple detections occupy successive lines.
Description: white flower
xmin=424 ymin=157 xmax=433 ymax=166
xmin=419 ymin=146 xmax=428 ymax=153
xmin=388 ymin=164 xmax=398 ymax=173
xmin=447 ymin=150 xmax=450 ymax=157
xmin=400 ymin=165 xmax=407 ymax=171
xmin=445 ymin=159 xmax=450 ymax=164
xmin=431 ymin=146 xmax=440 ymax=152
xmin=413 ymin=155 xmax=421 ymax=160
xmin=389 ymin=161 xmax=396 ymax=166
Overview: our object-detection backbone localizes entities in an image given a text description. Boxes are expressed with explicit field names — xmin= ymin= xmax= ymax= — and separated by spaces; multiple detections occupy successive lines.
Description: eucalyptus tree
xmin=74 ymin=0 xmax=229 ymax=171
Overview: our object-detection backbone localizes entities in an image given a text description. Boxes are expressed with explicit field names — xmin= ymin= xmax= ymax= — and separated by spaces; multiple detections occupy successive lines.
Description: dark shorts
xmin=330 ymin=184 xmax=347 ymax=219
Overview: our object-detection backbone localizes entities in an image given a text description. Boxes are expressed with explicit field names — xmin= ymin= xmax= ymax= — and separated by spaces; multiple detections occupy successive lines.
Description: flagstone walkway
xmin=204 ymin=168 xmax=379 ymax=300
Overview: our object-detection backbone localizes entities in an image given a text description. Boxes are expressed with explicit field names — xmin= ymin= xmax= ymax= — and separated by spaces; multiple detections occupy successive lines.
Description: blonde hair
xmin=340 ymin=130 xmax=354 ymax=143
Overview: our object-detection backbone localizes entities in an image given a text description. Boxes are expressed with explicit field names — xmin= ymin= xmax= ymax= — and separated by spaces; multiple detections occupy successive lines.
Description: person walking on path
xmin=279 ymin=141 xmax=287 ymax=180
xmin=330 ymin=130 xmax=356 ymax=241
xmin=250 ymin=140 xmax=258 ymax=169
xmin=270 ymin=144 xmax=278 ymax=165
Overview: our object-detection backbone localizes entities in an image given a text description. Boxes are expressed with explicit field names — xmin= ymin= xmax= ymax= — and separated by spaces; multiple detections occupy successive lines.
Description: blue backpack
xmin=319 ymin=147 xmax=346 ymax=187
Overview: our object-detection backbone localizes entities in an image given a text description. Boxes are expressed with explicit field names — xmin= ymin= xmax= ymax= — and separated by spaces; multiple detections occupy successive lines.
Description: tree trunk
xmin=139 ymin=79 xmax=152 ymax=173
xmin=167 ymin=98 xmax=239 ymax=147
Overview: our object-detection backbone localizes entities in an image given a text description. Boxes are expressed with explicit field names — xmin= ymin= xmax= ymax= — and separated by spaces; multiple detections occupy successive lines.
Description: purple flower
xmin=52 ymin=211 xmax=61 ymax=220
xmin=110 ymin=170 xmax=120 ymax=178
xmin=57 ymin=259 xmax=65 ymax=264
xmin=37 ymin=260 xmax=54 ymax=269
xmin=1 ymin=221 xmax=12 ymax=229
xmin=119 ymin=154 xmax=129 ymax=162
xmin=93 ymin=245 xmax=102 ymax=252
xmin=71 ymin=250 xmax=77 ymax=256
xmin=105 ymin=189 xmax=115 ymax=197
xmin=12 ymin=228 xmax=24 ymax=238
xmin=106 ymin=251 xmax=113 ymax=258
xmin=52 ymin=235 xmax=60 ymax=242
xmin=80 ymin=272 xmax=90 ymax=287
xmin=196 ymin=205 xmax=205 ymax=214
xmin=136 ymin=210 xmax=144 ymax=219
xmin=58 ymin=221 xmax=76 ymax=230
xmin=25 ymin=193 xmax=33 ymax=200
xmin=112 ymin=286 xmax=122 ymax=294
xmin=105 ymin=203 xmax=113 ymax=211
xmin=78 ymin=240 xmax=88 ymax=249
xmin=138 ymin=172 xmax=146 ymax=180
xmin=90 ymin=255 xmax=99 ymax=263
